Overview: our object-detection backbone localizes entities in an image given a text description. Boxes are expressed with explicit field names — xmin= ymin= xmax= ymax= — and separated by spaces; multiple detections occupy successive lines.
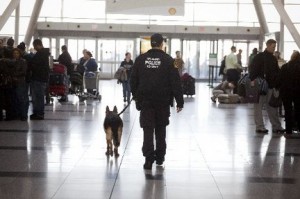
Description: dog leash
xmin=118 ymin=98 xmax=133 ymax=116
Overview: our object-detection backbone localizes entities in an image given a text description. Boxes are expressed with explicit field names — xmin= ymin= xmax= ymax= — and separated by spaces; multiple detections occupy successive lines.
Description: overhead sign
xmin=106 ymin=0 xmax=184 ymax=16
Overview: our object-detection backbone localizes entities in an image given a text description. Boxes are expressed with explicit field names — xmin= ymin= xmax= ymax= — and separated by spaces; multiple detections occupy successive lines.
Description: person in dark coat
xmin=130 ymin=33 xmax=184 ymax=170
xmin=279 ymin=51 xmax=300 ymax=135
xmin=57 ymin=45 xmax=73 ymax=102
xmin=249 ymin=39 xmax=284 ymax=133
xmin=11 ymin=48 xmax=28 ymax=121
xmin=29 ymin=39 xmax=50 ymax=120
xmin=3 ymin=37 xmax=14 ymax=59
xmin=58 ymin=45 xmax=73 ymax=75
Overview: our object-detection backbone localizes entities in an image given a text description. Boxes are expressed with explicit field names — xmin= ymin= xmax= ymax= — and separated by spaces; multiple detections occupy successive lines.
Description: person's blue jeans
xmin=122 ymin=80 xmax=131 ymax=102
xmin=15 ymin=83 xmax=29 ymax=118
xmin=31 ymin=81 xmax=46 ymax=116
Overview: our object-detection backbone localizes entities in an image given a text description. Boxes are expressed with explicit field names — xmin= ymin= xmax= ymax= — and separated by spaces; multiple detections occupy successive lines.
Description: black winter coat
xmin=29 ymin=48 xmax=50 ymax=82
xmin=249 ymin=50 xmax=280 ymax=89
xmin=279 ymin=60 xmax=300 ymax=97
xmin=130 ymin=49 xmax=184 ymax=108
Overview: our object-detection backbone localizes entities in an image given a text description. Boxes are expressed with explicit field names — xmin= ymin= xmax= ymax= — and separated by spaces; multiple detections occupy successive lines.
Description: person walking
xmin=119 ymin=52 xmax=133 ymax=104
xmin=279 ymin=51 xmax=300 ymax=135
xmin=249 ymin=39 xmax=284 ymax=133
xmin=130 ymin=33 xmax=184 ymax=170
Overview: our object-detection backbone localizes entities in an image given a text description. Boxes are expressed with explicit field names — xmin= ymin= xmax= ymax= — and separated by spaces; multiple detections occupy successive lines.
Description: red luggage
xmin=52 ymin=64 xmax=67 ymax=74
xmin=49 ymin=64 xmax=68 ymax=96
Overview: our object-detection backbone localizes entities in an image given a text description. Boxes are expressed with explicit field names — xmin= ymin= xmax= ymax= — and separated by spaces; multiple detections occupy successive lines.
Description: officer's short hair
xmin=151 ymin=33 xmax=164 ymax=47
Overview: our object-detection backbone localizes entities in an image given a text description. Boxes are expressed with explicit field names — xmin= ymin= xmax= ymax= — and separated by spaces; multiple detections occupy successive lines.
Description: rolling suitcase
xmin=49 ymin=64 xmax=68 ymax=96
xmin=181 ymin=73 xmax=195 ymax=96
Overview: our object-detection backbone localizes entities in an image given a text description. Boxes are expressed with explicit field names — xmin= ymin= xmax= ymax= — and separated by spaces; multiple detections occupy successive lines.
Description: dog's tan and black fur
xmin=103 ymin=106 xmax=123 ymax=157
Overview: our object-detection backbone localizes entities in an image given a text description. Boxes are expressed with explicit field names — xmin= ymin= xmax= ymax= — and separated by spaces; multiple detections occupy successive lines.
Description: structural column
xmin=24 ymin=0 xmax=44 ymax=47
xmin=14 ymin=3 xmax=20 ymax=45
xmin=0 ymin=0 xmax=20 ymax=31
xmin=272 ymin=0 xmax=300 ymax=49
xmin=252 ymin=0 xmax=269 ymax=35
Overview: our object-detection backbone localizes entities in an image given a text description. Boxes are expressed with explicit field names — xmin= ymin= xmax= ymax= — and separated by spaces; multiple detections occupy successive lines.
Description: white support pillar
xmin=272 ymin=0 xmax=300 ymax=49
xmin=252 ymin=0 xmax=269 ymax=35
xmin=14 ymin=4 xmax=20 ymax=45
xmin=0 ymin=0 xmax=20 ymax=31
xmin=279 ymin=0 xmax=285 ymax=57
xmin=24 ymin=0 xmax=44 ymax=47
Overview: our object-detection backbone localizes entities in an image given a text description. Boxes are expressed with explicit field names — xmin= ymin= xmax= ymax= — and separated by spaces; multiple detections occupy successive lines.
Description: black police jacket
xmin=130 ymin=48 xmax=184 ymax=108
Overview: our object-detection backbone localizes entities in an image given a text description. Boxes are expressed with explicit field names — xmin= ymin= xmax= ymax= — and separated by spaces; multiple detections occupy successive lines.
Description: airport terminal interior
xmin=1 ymin=0 xmax=300 ymax=198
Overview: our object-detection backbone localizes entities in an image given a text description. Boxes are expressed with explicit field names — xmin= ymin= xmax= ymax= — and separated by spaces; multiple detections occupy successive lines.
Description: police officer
xmin=130 ymin=33 xmax=184 ymax=170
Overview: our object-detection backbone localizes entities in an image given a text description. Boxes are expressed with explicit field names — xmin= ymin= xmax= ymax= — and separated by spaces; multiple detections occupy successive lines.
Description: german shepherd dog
xmin=103 ymin=106 xmax=123 ymax=157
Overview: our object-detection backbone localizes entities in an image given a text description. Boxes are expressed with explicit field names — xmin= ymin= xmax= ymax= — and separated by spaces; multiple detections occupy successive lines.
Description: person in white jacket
xmin=225 ymin=46 xmax=242 ymax=93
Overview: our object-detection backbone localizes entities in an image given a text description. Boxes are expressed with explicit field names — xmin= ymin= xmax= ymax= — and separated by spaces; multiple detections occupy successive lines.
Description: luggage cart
xmin=81 ymin=71 xmax=101 ymax=102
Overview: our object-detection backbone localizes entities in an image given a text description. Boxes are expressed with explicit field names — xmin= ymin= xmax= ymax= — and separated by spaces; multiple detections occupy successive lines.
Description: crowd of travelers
xmin=213 ymin=39 xmax=300 ymax=137
xmin=0 ymin=37 xmax=99 ymax=121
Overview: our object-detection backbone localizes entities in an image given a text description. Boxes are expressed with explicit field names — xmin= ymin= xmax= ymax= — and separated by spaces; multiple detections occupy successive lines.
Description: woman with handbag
xmin=279 ymin=51 xmax=300 ymax=135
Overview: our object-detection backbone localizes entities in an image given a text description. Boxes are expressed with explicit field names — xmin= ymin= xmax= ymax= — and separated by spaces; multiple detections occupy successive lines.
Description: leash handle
xmin=118 ymin=98 xmax=133 ymax=116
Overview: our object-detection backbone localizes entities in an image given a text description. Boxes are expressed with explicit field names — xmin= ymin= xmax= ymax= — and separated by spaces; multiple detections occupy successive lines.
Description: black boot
xmin=143 ymin=160 xmax=153 ymax=170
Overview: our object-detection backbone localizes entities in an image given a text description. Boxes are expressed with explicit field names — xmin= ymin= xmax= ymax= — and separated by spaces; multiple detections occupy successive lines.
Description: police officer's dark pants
xmin=140 ymin=104 xmax=170 ymax=163
xmin=143 ymin=125 xmax=166 ymax=163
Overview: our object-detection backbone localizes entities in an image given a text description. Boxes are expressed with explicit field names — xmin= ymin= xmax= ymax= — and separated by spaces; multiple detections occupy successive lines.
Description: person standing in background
xmin=29 ymin=39 xmax=50 ymax=120
xmin=58 ymin=45 xmax=73 ymax=102
xmin=3 ymin=37 xmax=14 ymax=59
xmin=58 ymin=45 xmax=73 ymax=75
xmin=248 ymin=48 xmax=258 ymax=73
xmin=237 ymin=49 xmax=243 ymax=66
xmin=120 ymin=52 xmax=133 ymax=104
xmin=174 ymin=51 xmax=185 ymax=76
xmin=279 ymin=51 xmax=300 ymax=135
xmin=11 ymin=48 xmax=28 ymax=121
xmin=225 ymin=46 xmax=242 ymax=93
xmin=249 ymin=39 xmax=284 ymax=133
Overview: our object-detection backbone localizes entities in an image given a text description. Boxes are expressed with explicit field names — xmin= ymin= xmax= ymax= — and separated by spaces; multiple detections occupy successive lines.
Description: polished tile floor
xmin=1 ymin=80 xmax=300 ymax=199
